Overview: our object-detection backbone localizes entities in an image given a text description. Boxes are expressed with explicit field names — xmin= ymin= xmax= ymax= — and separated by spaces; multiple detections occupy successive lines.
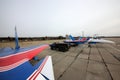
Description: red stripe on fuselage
xmin=0 ymin=45 xmax=48 ymax=67
xmin=80 ymin=38 xmax=87 ymax=41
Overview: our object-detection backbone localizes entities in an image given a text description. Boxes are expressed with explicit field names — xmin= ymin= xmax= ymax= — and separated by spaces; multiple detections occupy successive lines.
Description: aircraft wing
xmin=0 ymin=27 xmax=54 ymax=80
xmin=88 ymin=39 xmax=115 ymax=44
xmin=0 ymin=44 xmax=55 ymax=80
xmin=0 ymin=51 xmax=54 ymax=80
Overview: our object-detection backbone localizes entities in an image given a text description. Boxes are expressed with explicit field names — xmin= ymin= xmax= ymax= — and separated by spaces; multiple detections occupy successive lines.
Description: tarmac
xmin=0 ymin=39 xmax=120 ymax=80
xmin=38 ymin=43 xmax=120 ymax=80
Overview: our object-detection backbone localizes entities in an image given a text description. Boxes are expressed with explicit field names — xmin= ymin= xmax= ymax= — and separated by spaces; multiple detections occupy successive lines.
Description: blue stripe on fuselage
xmin=0 ymin=58 xmax=45 ymax=80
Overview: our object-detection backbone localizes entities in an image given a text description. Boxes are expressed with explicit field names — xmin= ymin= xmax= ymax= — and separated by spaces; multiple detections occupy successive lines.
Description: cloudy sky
xmin=0 ymin=0 xmax=120 ymax=37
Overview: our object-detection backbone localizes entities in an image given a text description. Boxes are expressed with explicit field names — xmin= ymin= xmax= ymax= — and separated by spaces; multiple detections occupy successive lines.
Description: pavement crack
xmin=85 ymin=47 xmax=91 ymax=78
xmin=96 ymin=45 xmax=113 ymax=80
xmin=57 ymin=45 xmax=85 ymax=80
xmin=103 ymin=46 xmax=120 ymax=62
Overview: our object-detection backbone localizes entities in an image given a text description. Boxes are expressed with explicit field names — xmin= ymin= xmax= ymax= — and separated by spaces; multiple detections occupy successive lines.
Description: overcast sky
xmin=0 ymin=0 xmax=120 ymax=37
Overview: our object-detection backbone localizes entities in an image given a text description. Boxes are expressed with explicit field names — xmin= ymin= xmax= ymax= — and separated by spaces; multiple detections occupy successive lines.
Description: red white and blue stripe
xmin=0 ymin=45 xmax=54 ymax=80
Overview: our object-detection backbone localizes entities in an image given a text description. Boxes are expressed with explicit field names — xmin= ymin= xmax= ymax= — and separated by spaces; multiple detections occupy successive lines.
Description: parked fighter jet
xmin=88 ymin=38 xmax=114 ymax=44
xmin=87 ymin=37 xmax=115 ymax=47
xmin=0 ymin=27 xmax=54 ymax=80
xmin=64 ymin=35 xmax=89 ymax=45
xmin=64 ymin=35 xmax=114 ymax=47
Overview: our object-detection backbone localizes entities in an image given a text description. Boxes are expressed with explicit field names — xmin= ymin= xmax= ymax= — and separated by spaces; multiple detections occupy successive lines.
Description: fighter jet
xmin=0 ymin=27 xmax=54 ymax=80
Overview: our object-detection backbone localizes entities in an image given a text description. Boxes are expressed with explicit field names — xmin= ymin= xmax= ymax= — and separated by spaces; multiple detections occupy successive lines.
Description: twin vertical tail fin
xmin=15 ymin=27 xmax=20 ymax=50
xmin=78 ymin=36 xmax=83 ymax=40
xmin=69 ymin=35 xmax=75 ymax=41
